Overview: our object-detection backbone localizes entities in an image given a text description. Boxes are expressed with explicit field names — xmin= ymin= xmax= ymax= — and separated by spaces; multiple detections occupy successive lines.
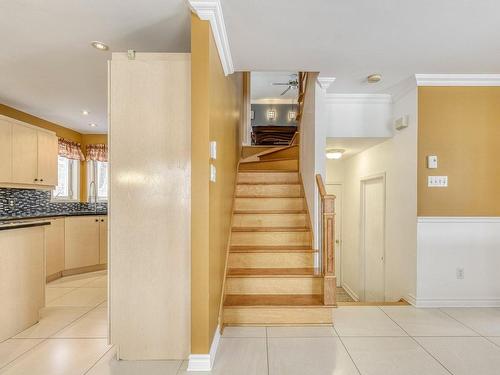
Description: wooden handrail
xmin=296 ymin=72 xmax=308 ymax=124
xmin=315 ymin=174 xmax=336 ymax=306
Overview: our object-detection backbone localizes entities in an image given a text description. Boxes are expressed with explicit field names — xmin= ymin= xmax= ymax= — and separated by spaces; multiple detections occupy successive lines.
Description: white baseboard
xmin=187 ymin=325 xmax=221 ymax=371
xmin=412 ymin=298 xmax=500 ymax=308
xmin=341 ymin=282 xmax=359 ymax=302
xmin=405 ymin=294 xmax=417 ymax=306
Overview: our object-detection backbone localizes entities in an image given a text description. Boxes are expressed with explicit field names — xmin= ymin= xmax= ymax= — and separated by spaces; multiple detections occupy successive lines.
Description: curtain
xmin=58 ymin=138 xmax=85 ymax=161
xmin=86 ymin=144 xmax=108 ymax=162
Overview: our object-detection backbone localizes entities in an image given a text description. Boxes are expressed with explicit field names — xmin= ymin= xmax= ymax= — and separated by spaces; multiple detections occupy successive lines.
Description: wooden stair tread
xmin=232 ymin=226 xmax=309 ymax=232
xmin=240 ymin=157 xmax=298 ymax=164
xmin=238 ymin=169 xmax=299 ymax=173
xmin=225 ymin=294 xmax=324 ymax=307
xmin=227 ymin=268 xmax=317 ymax=277
xmin=230 ymin=245 xmax=314 ymax=253
xmin=234 ymin=195 xmax=304 ymax=199
xmin=233 ymin=210 xmax=307 ymax=214
xmin=237 ymin=182 xmax=301 ymax=185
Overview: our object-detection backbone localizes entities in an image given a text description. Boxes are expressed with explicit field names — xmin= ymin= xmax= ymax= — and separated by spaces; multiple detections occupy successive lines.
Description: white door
xmin=361 ymin=176 xmax=385 ymax=302
xmin=326 ymin=184 xmax=342 ymax=287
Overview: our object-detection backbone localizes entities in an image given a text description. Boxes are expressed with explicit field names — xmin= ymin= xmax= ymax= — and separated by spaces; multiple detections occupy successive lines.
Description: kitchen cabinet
xmin=0 ymin=118 xmax=12 ymax=182
xmin=0 ymin=115 xmax=58 ymax=187
xmin=12 ymin=124 xmax=38 ymax=184
xmin=45 ymin=218 xmax=65 ymax=278
xmin=99 ymin=216 xmax=108 ymax=264
xmin=64 ymin=215 xmax=107 ymax=271
xmin=36 ymin=130 xmax=58 ymax=186
xmin=64 ymin=216 xmax=100 ymax=270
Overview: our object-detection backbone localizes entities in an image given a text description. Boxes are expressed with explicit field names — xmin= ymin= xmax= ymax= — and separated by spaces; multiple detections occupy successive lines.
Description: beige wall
xmin=109 ymin=52 xmax=191 ymax=359
xmin=418 ymin=87 xmax=500 ymax=216
xmin=191 ymin=14 xmax=243 ymax=354
xmin=0 ymin=103 xmax=107 ymax=201
xmin=326 ymin=88 xmax=418 ymax=301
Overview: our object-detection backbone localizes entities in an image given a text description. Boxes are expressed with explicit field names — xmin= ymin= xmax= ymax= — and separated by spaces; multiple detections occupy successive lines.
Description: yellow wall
xmin=0 ymin=103 xmax=107 ymax=202
xmin=191 ymin=14 xmax=243 ymax=353
xmin=418 ymin=87 xmax=500 ymax=216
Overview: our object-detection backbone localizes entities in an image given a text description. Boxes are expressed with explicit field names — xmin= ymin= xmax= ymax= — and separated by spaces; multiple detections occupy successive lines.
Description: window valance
xmin=58 ymin=138 xmax=85 ymax=161
xmin=86 ymin=144 xmax=108 ymax=162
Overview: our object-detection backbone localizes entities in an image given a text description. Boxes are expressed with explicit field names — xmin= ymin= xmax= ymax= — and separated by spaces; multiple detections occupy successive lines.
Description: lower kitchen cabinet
xmin=99 ymin=216 xmax=108 ymax=264
xmin=44 ymin=218 xmax=65 ymax=278
xmin=64 ymin=216 xmax=100 ymax=270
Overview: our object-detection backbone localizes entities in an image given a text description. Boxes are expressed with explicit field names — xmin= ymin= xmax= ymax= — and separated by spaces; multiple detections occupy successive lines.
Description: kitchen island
xmin=0 ymin=221 xmax=50 ymax=341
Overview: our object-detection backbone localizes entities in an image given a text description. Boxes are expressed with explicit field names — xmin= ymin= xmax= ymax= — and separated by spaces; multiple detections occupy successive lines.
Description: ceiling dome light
xmin=82 ymin=110 xmax=89 ymax=115
xmin=367 ymin=73 xmax=382 ymax=83
xmin=91 ymin=41 xmax=109 ymax=51
xmin=326 ymin=149 xmax=345 ymax=160
xmin=89 ymin=123 xmax=97 ymax=128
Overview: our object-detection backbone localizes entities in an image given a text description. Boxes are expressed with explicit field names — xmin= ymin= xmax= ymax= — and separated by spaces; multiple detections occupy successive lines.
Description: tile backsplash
xmin=0 ymin=188 xmax=107 ymax=218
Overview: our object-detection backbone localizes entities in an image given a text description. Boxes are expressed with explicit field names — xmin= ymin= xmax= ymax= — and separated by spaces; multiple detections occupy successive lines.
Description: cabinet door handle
xmin=95 ymin=219 xmax=99 ymax=222
xmin=101 ymin=219 xmax=104 ymax=222
xmin=40 ymin=178 xmax=44 ymax=182
xmin=34 ymin=178 xmax=38 ymax=182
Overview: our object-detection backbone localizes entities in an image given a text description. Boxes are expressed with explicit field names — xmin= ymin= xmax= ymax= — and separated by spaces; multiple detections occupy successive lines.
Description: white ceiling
xmin=326 ymin=137 xmax=388 ymax=159
xmin=0 ymin=0 xmax=190 ymax=133
xmin=251 ymin=71 xmax=298 ymax=101
xmin=3 ymin=1 xmax=500 ymax=133
xmin=221 ymin=0 xmax=500 ymax=95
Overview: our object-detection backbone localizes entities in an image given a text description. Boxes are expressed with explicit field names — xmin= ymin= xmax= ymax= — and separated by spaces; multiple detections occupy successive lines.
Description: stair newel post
xmin=316 ymin=174 xmax=337 ymax=306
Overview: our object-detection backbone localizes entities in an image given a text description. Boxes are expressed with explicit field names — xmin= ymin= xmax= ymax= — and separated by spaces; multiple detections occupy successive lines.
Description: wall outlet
xmin=428 ymin=176 xmax=448 ymax=187
xmin=427 ymin=155 xmax=438 ymax=169
xmin=209 ymin=141 xmax=217 ymax=160
xmin=456 ymin=268 xmax=464 ymax=280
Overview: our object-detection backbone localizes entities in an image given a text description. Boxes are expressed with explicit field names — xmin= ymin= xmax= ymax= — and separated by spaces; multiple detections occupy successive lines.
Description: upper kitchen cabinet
xmin=12 ymin=124 xmax=38 ymax=184
xmin=0 ymin=115 xmax=58 ymax=187
xmin=36 ymin=130 xmax=58 ymax=186
xmin=0 ymin=118 xmax=12 ymax=182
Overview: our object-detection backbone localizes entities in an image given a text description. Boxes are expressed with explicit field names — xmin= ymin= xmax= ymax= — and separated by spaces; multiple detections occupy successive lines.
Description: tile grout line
xmin=0 ymin=338 xmax=49 ymax=372
xmin=377 ymin=306 xmax=454 ymax=375
xmin=333 ymin=325 xmax=362 ymax=375
xmin=265 ymin=326 xmax=270 ymax=375
xmin=82 ymin=344 xmax=115 ymax=375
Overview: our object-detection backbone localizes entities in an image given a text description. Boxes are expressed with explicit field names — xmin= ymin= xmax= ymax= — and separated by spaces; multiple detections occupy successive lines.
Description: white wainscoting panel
xmin=416 ymin=217 xmax=500 ymax=307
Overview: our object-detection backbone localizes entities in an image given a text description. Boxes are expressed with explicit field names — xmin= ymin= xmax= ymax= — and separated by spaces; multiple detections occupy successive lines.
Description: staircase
xmin=221 ymin=144 xmax=334 ymax=326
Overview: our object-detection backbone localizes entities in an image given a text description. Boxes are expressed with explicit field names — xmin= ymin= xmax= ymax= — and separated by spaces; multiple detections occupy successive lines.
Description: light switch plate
xmin=210 ymin=164 xmax=216 ymax=182
xmin=428 ymin=176 xmax=448 ymax=187
xmin=210 ymin=141 xmax=217 ymax=160
xmin=427 ymin=155 xmax=438 ymax=169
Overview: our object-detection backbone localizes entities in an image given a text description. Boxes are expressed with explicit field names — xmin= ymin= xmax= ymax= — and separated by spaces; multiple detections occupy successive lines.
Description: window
xmin=88 ymin=160 xmax=108 ymax=201
xmin=53 ymin=156 xmax=79 ymax=201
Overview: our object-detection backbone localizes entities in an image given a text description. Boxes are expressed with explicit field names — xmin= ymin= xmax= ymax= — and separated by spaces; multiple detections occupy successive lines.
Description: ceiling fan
xmin=272 ymin=74 xmax=299 ymax=96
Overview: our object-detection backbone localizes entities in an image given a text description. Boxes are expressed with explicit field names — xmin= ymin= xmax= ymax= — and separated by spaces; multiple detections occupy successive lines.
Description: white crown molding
xmin=317 ymin=76 xmax=336 ymax=90
xmin=325 ymin=93 xmax=392 ymax=104
xmin=418 ymin=216 xmax=500 ymax=223
xmin=415 ymin=74 xmax=500 ymax=86
xmin=188 ymin=0 xmax=234 ymax=76
xmin=187 ymin=324 xmax=221 ymax=371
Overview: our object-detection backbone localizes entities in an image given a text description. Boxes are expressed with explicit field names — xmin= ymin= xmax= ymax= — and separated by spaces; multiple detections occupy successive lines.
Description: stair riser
xmin=232 ymin=213 xmax=308 ymax=228
xmin=225 ymin=277 xmax=321 ymax=295
xmin=238 ymin=172 xmax=299 ymax=184
xmin=223 ymin=307 xmax=333 ymax=325
xmin=239 ymin=159 xmax=298 ymax=171
xmin=234 ymin=198 xmax=305 ymax=211
xmin=236 ymin=184 xmax=302 ymax=197
xmin=231 ymin=232 xmax=311 ymax=247
xmin=259 ymin=146 xmax=298 ymax=161
xmin=228 ymin=253 xmax=315 ymax=268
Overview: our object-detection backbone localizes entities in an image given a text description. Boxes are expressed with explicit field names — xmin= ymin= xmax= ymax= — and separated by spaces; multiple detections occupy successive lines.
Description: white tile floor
xmin=1 ymin=273 xmax=500 ymax=374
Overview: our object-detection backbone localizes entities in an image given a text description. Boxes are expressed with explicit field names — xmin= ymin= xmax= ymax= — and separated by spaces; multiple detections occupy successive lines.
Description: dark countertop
xmin=0 ymin=220 xmax=51 ymax=231
xmin=0 ymin=211 xmax=108 ymax=222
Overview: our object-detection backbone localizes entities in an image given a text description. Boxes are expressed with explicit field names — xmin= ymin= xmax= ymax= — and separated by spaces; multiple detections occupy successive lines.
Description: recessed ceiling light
xmin=82 ymin=110 xmax=89 ymax=115
xmin=91 ymin=41 xmax=109 ymax=51
xmin=89 ymin=123 xmax=97 ymax=128
xmin=367 ymin=73 xmax=382 ymax=83
xmin=326 ymin=149 xmax=345 ymax=160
